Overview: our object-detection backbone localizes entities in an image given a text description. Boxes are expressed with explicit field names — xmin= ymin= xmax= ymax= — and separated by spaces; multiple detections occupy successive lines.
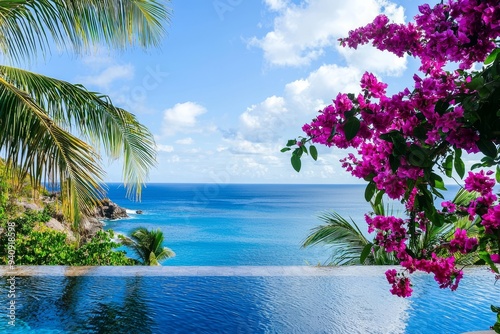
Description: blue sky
xmin=30 ymin=0 xmax=451 ymax=184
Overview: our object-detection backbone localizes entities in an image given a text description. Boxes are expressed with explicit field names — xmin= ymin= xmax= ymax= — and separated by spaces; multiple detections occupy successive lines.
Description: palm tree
xmin=0 ymin=1 xmax=170 ymax=223
xmin=302 ymin=202 xmax=398 ymax=265
xmin=303 ymin=188 xmax=479 ymax=266
xmin=120 ymin=227 xmax=175 ymax=265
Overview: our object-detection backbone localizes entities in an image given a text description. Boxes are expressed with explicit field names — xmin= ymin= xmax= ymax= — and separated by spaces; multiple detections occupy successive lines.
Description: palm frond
xmin=0 ymin=0 xmax=170 ymax=64
xmin=120 ymin=227 xmax=174 ymax=265
xmin=303 ymin=212 xmax=371 ymax=265
xmin=453 ymin=187 xmax=479 ymax=207
xmin=0 ymin=76 xmax=105 ymax=220
xmin=0 ymin=65 xmax=157 ymax=199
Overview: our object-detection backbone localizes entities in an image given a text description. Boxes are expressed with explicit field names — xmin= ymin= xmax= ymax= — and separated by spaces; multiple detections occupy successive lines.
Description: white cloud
xmin=162 ymin=102 xmax=207 ymax=136
xmin=284 ymin=64 xmax=362 ymax=109
xmin=80 ymin=64 xmax=134 ymax=88
xmin=156 ymin=144 xmax=174 ymax=153
xmin=249 ymin=0 xmax=405 ymax=67
xmin=264 ymin=0 xmax=290 ymax=11
xmin=229 ymin=138 xmax=276 ymax=155
xmin=239 ymin=95 xmax=287 ymax=142
xmin=175 ymin=137 xmax=194 ymax=145
xmin=336 ymin=44 xmax=407 ymax=76
xmin=234 ymin=64 xmax=362 ymax=147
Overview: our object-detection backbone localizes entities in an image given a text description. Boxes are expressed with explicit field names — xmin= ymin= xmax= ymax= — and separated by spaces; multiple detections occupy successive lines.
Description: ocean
xmin=104 ymin=183 xmax=374 ymax=266
xmin=103 ymin=183 xmax=459 ymax=266
xmin=2 ymin=183 xmax=497 ymax=333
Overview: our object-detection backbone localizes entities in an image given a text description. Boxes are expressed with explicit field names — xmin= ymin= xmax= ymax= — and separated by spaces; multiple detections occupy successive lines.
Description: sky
xmin=28 ymin=0 xmax=451 ymax=184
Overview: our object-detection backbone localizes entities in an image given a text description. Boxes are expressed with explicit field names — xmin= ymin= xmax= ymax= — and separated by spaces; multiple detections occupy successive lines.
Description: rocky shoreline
xmin=19 ymin=197 xmax=130 ymax=243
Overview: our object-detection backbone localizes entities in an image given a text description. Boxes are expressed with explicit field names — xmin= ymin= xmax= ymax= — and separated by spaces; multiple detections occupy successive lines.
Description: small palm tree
xmin=302 ymin=205 xmax=398 ymax=265
xmin=120 ymin=227 xmax=175 ymax=266
xmin=303 ymin=188 xmax=479 ymax=266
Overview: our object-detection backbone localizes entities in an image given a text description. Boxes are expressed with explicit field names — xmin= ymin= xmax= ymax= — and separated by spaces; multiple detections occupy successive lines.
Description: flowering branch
xmin=283 ymin=0 xmax=500 ymax=315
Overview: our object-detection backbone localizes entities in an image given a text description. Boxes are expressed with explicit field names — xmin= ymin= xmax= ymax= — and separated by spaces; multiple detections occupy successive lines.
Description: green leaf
xmin=374 ymin=190 xmax=385 ymax=208
xmin=430 ymin=173 xmax=446 ymax=190
xmin=280 ymin=147 xmax=291 ymax=152
xmin=381 ymin=131 xmax=407 ymax=156
xmin=310 ymin=145 xmax=318 ymax=161
xmin=364 ymin=182 xmax=376 ymax=202
xmin=467 ymin=75 xmax=485 ymax=90
xmin=485 ymin=48 xmax=500 ymax=65
xmin=497 ymin=165 xmax=500 ymax=183
xmin=492 ymin=305 xmax=500 ymax=313
xmin=291 ymin=155 xmax=301 ymax=172
xmin=471 ymin=162 xmax=484 ymax=170
xmin=444 ymin=155 xmax=453 ymax=178
xmin=413 ymin=125 xmax=428 ymax=140
xmin=408 ymin=144 xmax=432 ymax=167
xmin=476 ymin=138 xmax=498 ymax=158
xmin=389 ymin=155 xmax=400 ymax=173
xmin=301 ymin=145 xmax=309 ymax=155
xmin=360 ymin=243 xmax=373 ymax=264
xmin=327 ymin=127 xmax=336 ymax=142
xmin=434 ymin=100 xmax=450 ymax=115
xmin=286 ymin=139 xmax=297 ymax=147
xmin=479 ymin=251 xmax=499 ymax=274
xmin=344 ymin=117 xmax=360 ymax=141
xmin=431 ymin=187 xmax=445 ymax=199
xmin=454 ymin=149 xmax=465 ymax=179
xmin=293 ymin=147 xmax=303 ymax=158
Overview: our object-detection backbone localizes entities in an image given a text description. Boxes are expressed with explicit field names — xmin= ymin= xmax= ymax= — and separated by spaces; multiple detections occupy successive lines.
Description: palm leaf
xmin=302 ymin=212 xmax=372 ymax=265
xmin=0 ymin=65 xmax=157 ymax=199
xmin=0 ymin=76 xmax=105 ymax=220
xmin=0 ymin=0 xmax=170 ymax=64
xmin=120 ymin=227 xmax=174 ymax=265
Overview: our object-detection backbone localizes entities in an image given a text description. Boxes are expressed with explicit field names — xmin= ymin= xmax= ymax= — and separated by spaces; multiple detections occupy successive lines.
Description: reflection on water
xmin=0 ymin=267 xmax=498 ymax=333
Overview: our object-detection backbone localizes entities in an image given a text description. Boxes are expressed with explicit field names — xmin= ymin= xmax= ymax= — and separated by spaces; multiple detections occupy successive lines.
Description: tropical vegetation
xmin=119 ymin=227 xmax=175 ymax=266
xmin=285 ymin=0 xmax=500 ymax=331
xmin=303 ymin=189 xmax=479 ymax=266
xmin=0 ymin=0 xmax=170 ymax=226
xmin=0 ymin=205 xmax=134 ymax=265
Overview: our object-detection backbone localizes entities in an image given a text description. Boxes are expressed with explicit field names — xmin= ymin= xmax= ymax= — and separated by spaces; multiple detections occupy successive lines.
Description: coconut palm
xmin=303 ymin=188 xmax=479 ymax=266
xmin=302 ymin=201 xmax=398 ymax=265
xmin=120 ymin=227 xmax=175 ymax=265
xmin=0 ymin=0 xmax=170 ymax=223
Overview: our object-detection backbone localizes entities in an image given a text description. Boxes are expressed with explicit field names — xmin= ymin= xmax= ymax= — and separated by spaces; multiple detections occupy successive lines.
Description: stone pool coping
xmin=0 ymin=265 xmax=494 ymax=277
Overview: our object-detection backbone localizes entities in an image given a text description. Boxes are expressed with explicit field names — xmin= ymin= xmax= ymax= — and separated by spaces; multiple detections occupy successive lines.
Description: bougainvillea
xmin=283 ymin=1 xmax=500 ymax=329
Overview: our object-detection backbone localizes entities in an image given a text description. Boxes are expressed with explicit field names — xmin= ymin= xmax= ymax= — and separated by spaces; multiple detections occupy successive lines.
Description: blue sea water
xmin=2 ymin=183 xmax=498 ymax=333
xmin=0 ymin=268 xmax=497 ymax=333
xmin=104 ymin=183 xmax=376 ymax=266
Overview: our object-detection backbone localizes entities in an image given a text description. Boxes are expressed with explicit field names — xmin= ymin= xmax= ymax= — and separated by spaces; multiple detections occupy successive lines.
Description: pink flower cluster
xmin=366 ymin=215 xmax=407 ymax=253
xmin=449 ymin=228 xmax=478 ymax=254
xmin=413 ymin=254 xmax=464 ymax=291
xmin=389 ymin=253 xmax=464 ymax=295
xmin=386 ymin=269 xmax=413 ymax=298
xmin=298 ymin=0 xmax=500 ymax=298
xmin=340 ymin=1 xmax=500 ymax=71
xmin=464 ymin=170 xmax=496 ymax=195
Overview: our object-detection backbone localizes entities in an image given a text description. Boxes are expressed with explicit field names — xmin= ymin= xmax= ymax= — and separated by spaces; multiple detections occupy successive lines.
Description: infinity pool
xmin=0 ymin=266 xmax=497 ymax=333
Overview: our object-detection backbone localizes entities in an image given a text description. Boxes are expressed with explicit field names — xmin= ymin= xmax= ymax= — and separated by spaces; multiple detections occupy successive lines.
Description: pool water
xmin=0 ymin=266 xmax=498 ymax=333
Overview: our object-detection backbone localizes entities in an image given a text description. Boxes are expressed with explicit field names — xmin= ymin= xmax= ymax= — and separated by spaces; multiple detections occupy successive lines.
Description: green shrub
xmin=0 ymin=210 xmax=134 ymax=266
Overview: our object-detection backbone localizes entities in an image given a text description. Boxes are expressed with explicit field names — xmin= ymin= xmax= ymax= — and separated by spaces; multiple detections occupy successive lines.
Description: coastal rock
xmin=45 ymin=218 xmax=77 ymax=243
xmin=19 ymin=201 xmax=42 ymax=212
xmin=79 ymin=216 xmax=104 ymax=241
xmin=92 ymin=198 xmax=128 ymax=220
xmin=136 ymin=210 xmax=143 ymax=214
